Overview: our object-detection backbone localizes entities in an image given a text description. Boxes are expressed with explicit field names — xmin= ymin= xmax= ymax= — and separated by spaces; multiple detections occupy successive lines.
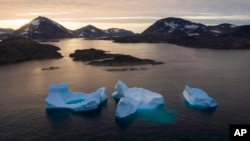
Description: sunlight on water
xmin=1 ymin=39 xmax=250 ymax=141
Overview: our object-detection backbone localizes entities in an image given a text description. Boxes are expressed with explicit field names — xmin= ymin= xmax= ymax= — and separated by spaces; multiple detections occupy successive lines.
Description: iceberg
xmin=112 ymin=80 xmax=165 ymax=118
xmin=183 ymin=85 xmax=218 ymax=108
xmin=115 ymin=97 xmax=139 ymax=118
xmin=45 ymin=83 xmax=107 ymax=112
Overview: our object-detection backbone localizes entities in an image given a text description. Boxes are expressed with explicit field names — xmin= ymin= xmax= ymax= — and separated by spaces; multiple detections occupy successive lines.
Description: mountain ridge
xmin=0 ymin=16 xmax=135 ymax=40
xmin=1 ymin=16 xmax=250 ymax=49
xmin=113 ymin=17 xmax=250 ymax=49
xmin=73 ymin=25 xmax=135 ymax=39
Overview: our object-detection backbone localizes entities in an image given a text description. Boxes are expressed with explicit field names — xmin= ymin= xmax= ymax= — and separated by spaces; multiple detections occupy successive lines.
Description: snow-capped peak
xmin=14 ymin=16 xmax=77 ymax=39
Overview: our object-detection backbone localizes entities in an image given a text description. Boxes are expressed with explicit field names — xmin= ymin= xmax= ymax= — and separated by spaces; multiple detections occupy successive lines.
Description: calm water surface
xmin=0 ymin=39 xmax=250 ymax=141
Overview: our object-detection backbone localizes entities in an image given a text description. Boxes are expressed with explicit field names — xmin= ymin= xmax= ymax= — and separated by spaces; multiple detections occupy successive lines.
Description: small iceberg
xmin=112 ymin=80 xmax=165 ymax=118
xmin=45 ymin=83 xmax=107 ymax=112
xmin=183 ymin=85 xmax=218 ymax=108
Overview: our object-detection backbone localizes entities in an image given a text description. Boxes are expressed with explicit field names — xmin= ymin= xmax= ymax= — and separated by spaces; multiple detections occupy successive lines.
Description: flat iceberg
xmin=183 ymin=85 xmax=218 ymax=108
xmin=112 ymin=80 xmax=165 ymax=118
xmin=45 ymin=83 xmax=107 ymax=112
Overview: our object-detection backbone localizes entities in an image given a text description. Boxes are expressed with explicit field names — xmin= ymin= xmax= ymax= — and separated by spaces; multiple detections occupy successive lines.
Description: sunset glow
xmin=1 ymin=0 xmax=250 ymax=32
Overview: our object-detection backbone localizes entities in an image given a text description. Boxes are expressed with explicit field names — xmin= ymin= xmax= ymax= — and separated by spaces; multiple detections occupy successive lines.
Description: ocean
xmin=0 ymin=39 xmax=249 ymax=141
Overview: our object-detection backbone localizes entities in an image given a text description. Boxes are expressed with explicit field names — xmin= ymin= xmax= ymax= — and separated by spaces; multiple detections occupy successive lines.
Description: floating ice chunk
xmin=183 ymin=85 xmax=218 ymax=108
xmin=112 ymin=80 xmax=128 ymax=99
xmin=115 ymin=97 xmax=139 ymax=118
xmin=113 ymin=80 xmax=165 ymax=118
xmin=45 ymin=83 xmax=107 ymax=111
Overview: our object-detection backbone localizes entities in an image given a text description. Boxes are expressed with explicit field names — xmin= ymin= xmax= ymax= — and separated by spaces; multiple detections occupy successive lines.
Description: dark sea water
xmin=0 ymin=39 xmax=250 ymax=141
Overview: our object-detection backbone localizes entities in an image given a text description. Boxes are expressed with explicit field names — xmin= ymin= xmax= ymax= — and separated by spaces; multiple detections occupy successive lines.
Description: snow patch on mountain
xmin=113 ymin=29 xmax=120 ymax=33
xmin=210 ymin=30 xmax=221 ymax=33
xmin=91 ymin=29 xmax=96 ymax=33
xmin=24 ymin=28 xmax=29 ymax=32
xmin=32 ymin=19 xmax=40 ymax=26
xmin=230 ymin=25 xmax=237 ymax=28
xmin=34 ymin=31 xmax=41 ymax=34
xmin=164 ymin=22 xmax=179 ymax=28
xmin=185 ymin=25 xmax=199 ymax=29
xmin=188 ymin=33 xmax=200 ymax=36
xmin=20 ymin=31 xmax=28 ymax=35
xmin=20 ymin=28 xmax=29 ymax=35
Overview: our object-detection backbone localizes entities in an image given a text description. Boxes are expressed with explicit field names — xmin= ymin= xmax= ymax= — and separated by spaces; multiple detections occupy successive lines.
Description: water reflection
xmin=46 ymin=109 xmax=72 ymax=121
xmin=116 ymin=105 xmax=176 ymax=129
xmin=136 ymin=106 xmax=176 ymax=124
xmin=46 ymin=100 xmax=108 ymax=121
xmin=183 ymin=100 xmax=217 ymax=116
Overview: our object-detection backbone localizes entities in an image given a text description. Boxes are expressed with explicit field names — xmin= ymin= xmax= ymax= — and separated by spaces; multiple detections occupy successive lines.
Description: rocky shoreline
xmin=113 ymin=34 xmax=250 ymax=49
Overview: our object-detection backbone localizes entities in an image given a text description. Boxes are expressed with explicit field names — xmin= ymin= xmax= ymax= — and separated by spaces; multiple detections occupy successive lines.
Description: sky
xmin=0 ymin=0 xmax=250 ymax=33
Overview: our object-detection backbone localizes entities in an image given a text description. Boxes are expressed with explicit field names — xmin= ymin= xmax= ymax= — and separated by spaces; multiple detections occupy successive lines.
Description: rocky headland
xmin=0 ymin=37 xmax=63 ymax=65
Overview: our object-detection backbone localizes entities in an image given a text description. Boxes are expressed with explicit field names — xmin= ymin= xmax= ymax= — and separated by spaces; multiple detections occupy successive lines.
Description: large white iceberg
xmin=45 ymin=83 xmax=107 ymax=112
xmin=112 ymin=80 xmax=165 ymax=118
xmin=183 ymin=85 xmax=218 ymax=108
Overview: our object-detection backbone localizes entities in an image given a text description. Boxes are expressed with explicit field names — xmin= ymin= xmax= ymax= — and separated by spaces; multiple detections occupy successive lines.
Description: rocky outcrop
xmin=69 ymin=48 xmax=115 ymax=61
xmin=88 ymin=55 xmax=163 ymax=66
xmin=69 ymin=48 xmax=163 ymax=66
xmin=0 ymin=37 xmax=63 ymax=65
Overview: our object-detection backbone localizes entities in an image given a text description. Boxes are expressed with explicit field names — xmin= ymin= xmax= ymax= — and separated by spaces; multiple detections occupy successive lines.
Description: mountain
xmin=142 ymin=17 xmax=208 ymax=37
xmin=0 ymin=37 xmax=63 ymax=65
xmin=0 ymin=28 xmax=14 ymax=35
xmin=73 ymin=25 xmax=135 ymax=39
xmin=141 ymin=17 xmax=239 ymax=37
xmin=225 ymin=25 xmax=250 ymax=38
xmin=208 ymin=23 xmax=237 ymax=35
xmin=104 ymin=28 xmax=135 ymax=37
xmin=114 ymin=17 xmax=250 ymax=49
xmin=1 ymin=16 xmax=135 ymax=40
xmin=0 ymin=28 xmax=15 ymax=40
xmin=73 ymin=25 xmax=107 ymax=39
xmin=14 ymin=16 xmax=77 ymax=39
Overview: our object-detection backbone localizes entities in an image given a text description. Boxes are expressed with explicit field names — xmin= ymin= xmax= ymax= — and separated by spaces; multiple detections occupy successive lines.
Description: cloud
xmin=0 ymin=0 xmax=250 ymax=32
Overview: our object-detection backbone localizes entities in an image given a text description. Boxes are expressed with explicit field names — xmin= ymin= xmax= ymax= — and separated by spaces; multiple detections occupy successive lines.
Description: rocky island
xmin=69 ymin=48 xmax=163 ymax=66
xmin=0 ymin=37 xmax=63 ymax=65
